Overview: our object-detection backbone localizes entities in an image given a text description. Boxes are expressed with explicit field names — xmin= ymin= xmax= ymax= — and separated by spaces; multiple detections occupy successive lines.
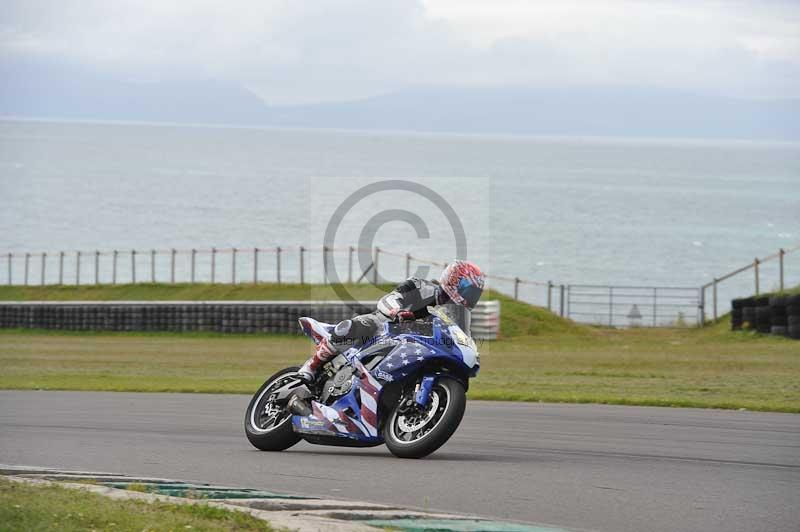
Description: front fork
xmin=397 ymin=375 xmax=437 ymax=415
xmin=414 ymin=375 xmax=436 ymax=408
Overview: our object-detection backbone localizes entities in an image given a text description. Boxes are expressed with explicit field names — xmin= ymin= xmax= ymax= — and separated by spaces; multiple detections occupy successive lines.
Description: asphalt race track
xmin=1 ymin=391 xmax=798 ymax=532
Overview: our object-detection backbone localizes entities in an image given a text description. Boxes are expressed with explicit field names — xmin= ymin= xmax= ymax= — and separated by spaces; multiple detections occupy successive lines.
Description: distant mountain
xmin=0 ymin=57 xmax=271 ymax=125
xmin=2 ymin=57 xmax=798 ymax=140
xmin=266 ymin=87 xmax=800 ymax=140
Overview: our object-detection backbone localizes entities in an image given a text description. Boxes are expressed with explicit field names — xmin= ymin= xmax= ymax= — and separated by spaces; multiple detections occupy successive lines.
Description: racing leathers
xmin=297 ymin=278 xmax=450 ymax=382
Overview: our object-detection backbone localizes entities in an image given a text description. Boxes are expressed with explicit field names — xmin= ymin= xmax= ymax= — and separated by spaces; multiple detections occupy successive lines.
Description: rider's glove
xmin=395 ymin=310 xmax=416 ymax=322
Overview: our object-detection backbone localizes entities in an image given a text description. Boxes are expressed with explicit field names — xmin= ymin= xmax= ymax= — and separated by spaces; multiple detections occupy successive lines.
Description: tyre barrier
xmin=733 ymin=294 xmax=800 ymax=339
xmin=789 ymin=294 xmax=800 ymax=340
xmin=740 ymin=297 xmax=757 ymax=330
xmin=0 ymin=300 xmax=502 ymax=340
xmin=730 ymin=298 xmax=744 ymax=330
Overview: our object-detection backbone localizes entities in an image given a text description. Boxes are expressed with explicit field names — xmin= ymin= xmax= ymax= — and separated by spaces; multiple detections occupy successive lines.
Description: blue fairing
xmin=371 ymin=317 xmax=479 ymax=384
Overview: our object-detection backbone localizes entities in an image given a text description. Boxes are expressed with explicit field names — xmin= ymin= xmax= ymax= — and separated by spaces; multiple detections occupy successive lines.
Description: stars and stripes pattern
xmin=353 ymin=357 xmax=382 ymax=437
xmin=305 ymin=356 xmax=384 ymax=438
xmin=375 ymin=341 xmax=433 ymax=378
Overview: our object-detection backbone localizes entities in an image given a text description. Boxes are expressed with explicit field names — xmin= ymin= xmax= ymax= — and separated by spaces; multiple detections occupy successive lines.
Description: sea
xmin=1 ymin=119 xmax=798 ymax=316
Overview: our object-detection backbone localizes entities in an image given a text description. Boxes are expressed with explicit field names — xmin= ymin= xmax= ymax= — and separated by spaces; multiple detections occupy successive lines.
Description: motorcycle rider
xmin=298 ymin=260 xmax=485 ymax=382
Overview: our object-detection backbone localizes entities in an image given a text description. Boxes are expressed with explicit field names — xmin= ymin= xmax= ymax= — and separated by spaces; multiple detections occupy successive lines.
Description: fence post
xmin=6 ymin=253 xmax=11 ymax=285
xmin=608 ymin=286 xmax=614 ymax=326
xmin=253 ymin=248 xmax=259 ymax=284
xmin=559 ymin=284 xmax=565 ymax=317
xmin=276 ymin=246 xmax=281 ymax=284
xmin=373 ymin=247 xmax=380 ymax=284
xmin=566 ymin=285 xmax=571 ymax=317
xmin=112 ymin=250 xmax=118 ymax=285
xmin=712 ymin=278 xmax=718 ymax=322
xmin=24 ymin=253 xmax=29 ymax=285
xmin=348 ymin=246 xmax=353 ymax=283
xmin=754 ymin=258 xmax=760 ymax=295
xmin=150 ymin=250 xmax=156 ymax=283
xmin=232 ymin=248 xmax=237 ymax=284
xmin=59 ymin=252 xmax=64 ymax=285
xmin=700 ymin=286 xmax=706 ymax=327
xmin=406 ymin=253 xmax=411 ymax=279
xmin=131 ymin=250 xmax=136 ymax=283
xmin=547 ymin=281 xmax=553 ymax=310
xmin=41 ymin=252 xmax=46 ymax=285
xmin=190 ymin=249 xmax=196 ymax=283
xmin=779 ymin=248 xmax=785 ymax=292
xmin=76 ymin=251 xmax=81 ymax=285
xmin=94 ymin=251 xmax=100 ymax=285
xmin=299 ymin=246 xmax=305 ymax=284
xmin=171 ymin=248 xmax=176 ymax=284
xmin=211 ymin=248 xmax=216 ymax=284
xmin=514 ymin=277 xmax=520 ymax=300
xmin=652 ymin=287 xmax=657 ymax=327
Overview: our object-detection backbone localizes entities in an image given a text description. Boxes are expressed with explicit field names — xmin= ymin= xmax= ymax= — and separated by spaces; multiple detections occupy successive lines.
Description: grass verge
xmin=1 ymin=318 xmax=798 ymax=412
xmin=1 ymin=283 xmax=798 ymax=412
xmin=0 ymin=478 xmax=278 ymax=531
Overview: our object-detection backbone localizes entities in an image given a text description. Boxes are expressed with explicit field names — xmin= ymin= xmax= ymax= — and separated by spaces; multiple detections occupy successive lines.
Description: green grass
xmin=1 ymin=318 xmax=798 ymax=412
xmin=0 ymin=477 xmax=279 ymax=531
xmin=1 ymin=283 xmax=798 ymax=412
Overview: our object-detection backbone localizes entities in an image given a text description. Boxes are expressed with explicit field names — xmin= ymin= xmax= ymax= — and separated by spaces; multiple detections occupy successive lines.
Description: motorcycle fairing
xmin=292 ymin=352 xmax=384 ymax=444
xmin=298 ymin=317 xmax=334 ymax=344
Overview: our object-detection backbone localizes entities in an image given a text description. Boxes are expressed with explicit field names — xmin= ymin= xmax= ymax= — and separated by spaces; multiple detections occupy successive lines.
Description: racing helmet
xmin=439 ymin=260 xmax=485 ymax=310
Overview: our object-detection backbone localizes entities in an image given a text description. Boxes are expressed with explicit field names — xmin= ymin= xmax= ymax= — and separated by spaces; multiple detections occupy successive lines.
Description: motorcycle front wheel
xmin=244 ymin=366 xmax=303 ymax=451
xmin=384 ymin=377 xmax=466 ymax=459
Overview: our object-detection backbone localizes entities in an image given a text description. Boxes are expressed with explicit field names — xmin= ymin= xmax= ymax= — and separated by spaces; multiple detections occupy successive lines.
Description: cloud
xmin=1 ymin=0 xmax=798 ymax=104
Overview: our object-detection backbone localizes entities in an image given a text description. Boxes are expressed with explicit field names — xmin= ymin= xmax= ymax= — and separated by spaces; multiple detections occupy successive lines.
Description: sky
xmin=1 ymin=0 xmax=799 ymax=105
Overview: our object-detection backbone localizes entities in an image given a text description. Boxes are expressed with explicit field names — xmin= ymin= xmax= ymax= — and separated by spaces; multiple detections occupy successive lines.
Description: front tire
xmin=244 ymin=366 xmax=303 ymax=451
xmin=384 ymin=377 xmax=466 ymax=459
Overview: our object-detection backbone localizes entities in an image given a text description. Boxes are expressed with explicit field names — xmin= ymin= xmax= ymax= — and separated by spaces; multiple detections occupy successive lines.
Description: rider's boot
xmin=298 ymin=338 xmax=336 ymax=382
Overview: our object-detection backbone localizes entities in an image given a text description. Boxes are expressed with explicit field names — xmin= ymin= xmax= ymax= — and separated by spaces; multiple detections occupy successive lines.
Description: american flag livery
xmin=375 ymin=340 xmax=433 ymax=378
xmin=300 ymin=354 xmax=383 ymax=439
xmin=353 ymin=357 xmax=382 ymax=437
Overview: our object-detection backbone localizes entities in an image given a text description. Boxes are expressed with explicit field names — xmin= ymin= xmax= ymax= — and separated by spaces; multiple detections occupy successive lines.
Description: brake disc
xmin=398 ymin=391 xmax=440 ymax=433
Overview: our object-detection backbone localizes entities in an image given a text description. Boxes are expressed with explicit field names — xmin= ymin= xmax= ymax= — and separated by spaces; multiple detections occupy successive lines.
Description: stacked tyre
xmin=769 ymin=296 xmax=789 ymax=337
xmin=740 ymin=297 xmax=757 ymax=330
xmin=789 ymin=295 xmax=800 ymax=340
xmin=730 ymin=299 xmax=745 ymax=330
xmin=754 ymin=296 xmax=771 ymax=334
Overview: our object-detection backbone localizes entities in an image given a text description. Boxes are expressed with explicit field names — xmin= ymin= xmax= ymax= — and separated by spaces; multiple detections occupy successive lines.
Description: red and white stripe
xmin=354 ymin=359 xmax=382 ymax=437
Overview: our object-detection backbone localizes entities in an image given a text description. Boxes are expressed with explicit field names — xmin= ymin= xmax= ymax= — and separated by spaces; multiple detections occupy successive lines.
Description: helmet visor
xmin=457 ymin=278 xmax=483 ymax=310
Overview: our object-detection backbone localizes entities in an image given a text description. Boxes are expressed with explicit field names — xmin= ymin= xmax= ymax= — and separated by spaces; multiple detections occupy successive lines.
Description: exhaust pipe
xmin=287 ymin=390 xmax=313 ymax=417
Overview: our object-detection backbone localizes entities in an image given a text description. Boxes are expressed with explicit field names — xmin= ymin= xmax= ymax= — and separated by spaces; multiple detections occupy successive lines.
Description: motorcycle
xmin=244 ymin=306 xmax=479 ymax=458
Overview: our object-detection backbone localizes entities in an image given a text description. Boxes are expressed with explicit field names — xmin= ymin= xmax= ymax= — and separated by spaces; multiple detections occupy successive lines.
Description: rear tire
xmin=244 ymin=366 xmax=303 ymax=451
xmin=384 ymin=378 xmax=466 ymax=459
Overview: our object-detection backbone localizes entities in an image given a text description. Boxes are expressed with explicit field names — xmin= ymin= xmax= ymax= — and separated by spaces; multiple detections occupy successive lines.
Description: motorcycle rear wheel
xmin=244 ymin=366 xmax=303 ymax=451
xmin=384 ymin=377 xmax=466 ymax=459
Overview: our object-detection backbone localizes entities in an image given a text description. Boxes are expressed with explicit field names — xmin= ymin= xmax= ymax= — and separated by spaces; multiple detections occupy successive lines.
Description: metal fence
xmin=2 ymin=243 xmax=798 ymax=328
xmin=566 ymin=285 xmax=702 ymax=328
xmin=701 ymin=245 xmax=800 ymax=323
